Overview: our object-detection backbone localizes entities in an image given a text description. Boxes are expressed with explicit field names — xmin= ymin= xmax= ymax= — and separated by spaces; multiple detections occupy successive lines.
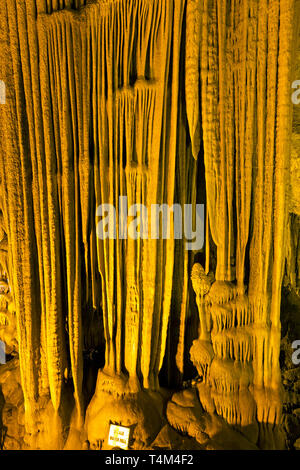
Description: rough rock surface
xmin=0 ymin=0 xmax=299 ymax=451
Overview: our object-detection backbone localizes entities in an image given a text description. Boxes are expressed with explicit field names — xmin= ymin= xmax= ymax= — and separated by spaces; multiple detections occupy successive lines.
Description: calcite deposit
xmin=0 ymin=0 xmax=299 ymax=450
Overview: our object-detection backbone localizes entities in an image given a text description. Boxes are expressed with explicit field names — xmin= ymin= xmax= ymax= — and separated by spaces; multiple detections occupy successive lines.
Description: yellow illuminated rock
xmin=0 ymin=0 xmax=299 ymax=450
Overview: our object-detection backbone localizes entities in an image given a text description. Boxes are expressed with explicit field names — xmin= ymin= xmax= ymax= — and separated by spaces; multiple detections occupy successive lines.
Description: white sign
xmin=108 ymin=424 xmax=130 ymax=450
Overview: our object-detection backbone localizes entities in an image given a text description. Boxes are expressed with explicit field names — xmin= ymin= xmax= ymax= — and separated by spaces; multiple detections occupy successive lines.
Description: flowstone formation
xmin=0 ymin=0 xmax=299 ymax=450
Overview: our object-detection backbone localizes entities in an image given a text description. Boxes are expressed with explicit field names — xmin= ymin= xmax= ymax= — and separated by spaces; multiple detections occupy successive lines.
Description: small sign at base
xmin=108 ymin=424 xmax=130 ymax=450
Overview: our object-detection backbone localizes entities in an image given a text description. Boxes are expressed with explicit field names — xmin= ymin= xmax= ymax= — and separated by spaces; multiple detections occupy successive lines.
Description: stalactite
xmin=0 ymin=0 xmax=43 ymax=433
xmin=189 ymin=0 xmax=298 ymax=431
xmin=270 ymin=0 xmax=295 ymax=387
xmin=234 ymin=0 xmax=257 ymax=290
xmin=185 ymin=0 xmax=201 ymax=160
xmin=38 ymin=16 xmax=65 ymax=421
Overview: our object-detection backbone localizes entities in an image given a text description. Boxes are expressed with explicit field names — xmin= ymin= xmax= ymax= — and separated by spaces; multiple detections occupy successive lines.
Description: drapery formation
xmin=0 ymin=0 xmax=299 ymax=445
xmin=187 ymin=0 xmax=298 ymax=426
xmin=0 ymin=0 xmax=196 ymax=433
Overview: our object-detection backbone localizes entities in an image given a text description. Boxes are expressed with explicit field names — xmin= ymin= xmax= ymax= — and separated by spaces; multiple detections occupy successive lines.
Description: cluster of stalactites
xmin=36 ymin=0 xmax=88 ymax=15
xmin=0 ymin=0 xmax=298 ymax=441
xmin=187 ymin=0 xmax=297 ymax=427
xmin=0 ymin=0 xmax=195 ymax=438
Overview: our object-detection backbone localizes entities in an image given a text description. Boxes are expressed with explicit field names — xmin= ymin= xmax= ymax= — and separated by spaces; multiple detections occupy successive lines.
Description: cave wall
xmin=0 ymin=0 xmax=299 ymax=450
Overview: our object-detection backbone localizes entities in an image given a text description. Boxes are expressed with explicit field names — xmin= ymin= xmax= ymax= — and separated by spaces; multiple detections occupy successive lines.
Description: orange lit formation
xmin=0 ymin=0 xmax=299 ymax=450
